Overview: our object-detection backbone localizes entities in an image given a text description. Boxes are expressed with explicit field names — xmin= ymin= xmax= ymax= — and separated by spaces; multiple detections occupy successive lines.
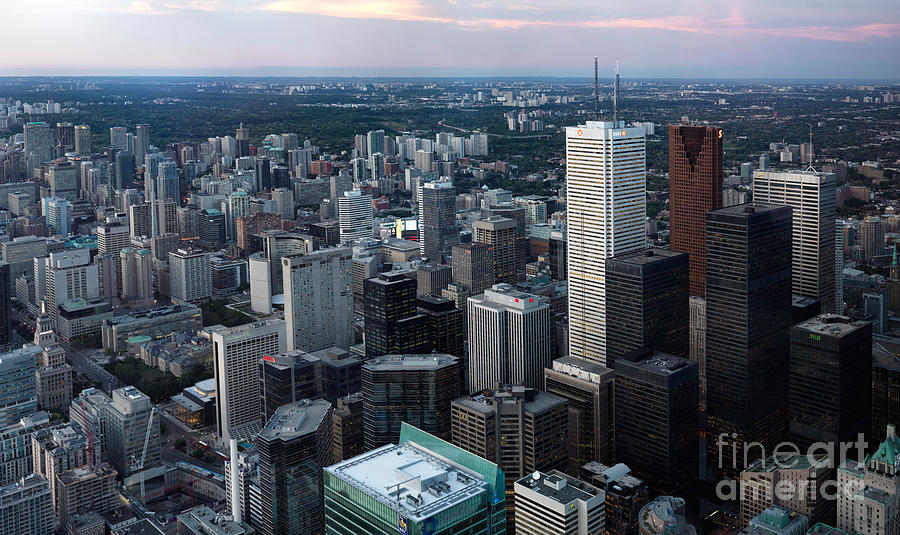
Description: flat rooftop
xmin=325 ymin=442 xmax=488 ymax=523
xmin=455 ymin=387 xmax=565 ymax=415
xmin=515 ymin=471 xmax=601 ymax=506
xmin=363 ymin=354 xmax=458 ymax=371
xmin=795 ymin=314 xmax=869 ymax=337
xmin=609 ymin=248 xmax=687 ymax=267
xmin=258 ymin=399 xmax=331 ymax=441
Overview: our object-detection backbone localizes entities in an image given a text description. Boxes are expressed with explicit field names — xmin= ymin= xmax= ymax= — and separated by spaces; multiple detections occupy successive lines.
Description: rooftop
xmin=258 ymin=399 xmax=332 ymax=441
xmin=514 ymin=470 xmax=602 ymax=506
xmin=363 ymin=354 xmax=458 ymax=372
xmin=795 ymin=314 xmax=870 ymax=337
xmin=325 ymin=441 xmax=489 ymax=524
xmin=455 ymin=386 xmax=565 ymax=415
xmin=609 ymin=248 xmax=688 ymax=267
xmin=806 ymin=523 xmax=862 ymax=535
xmin=639 ymin=496 xmax=697 ymax=535
xmin=616 ymin=349 xmax=698 ymax=377
xmin=57 ymin=462 xmax=117 ymax=486
xmin=176 ymin=506 xmax=253 ymax=535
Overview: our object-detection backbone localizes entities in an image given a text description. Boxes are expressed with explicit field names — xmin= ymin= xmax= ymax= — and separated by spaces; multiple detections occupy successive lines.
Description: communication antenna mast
xmin=593 ymin=57 xmax=599 ymax=120
xmin=805 ymin=124 xmax=818 ymax=172
xmin=614 ymin=59 xmax=621 ymax=125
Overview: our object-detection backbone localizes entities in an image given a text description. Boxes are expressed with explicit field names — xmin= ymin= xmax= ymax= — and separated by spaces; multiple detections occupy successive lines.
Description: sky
xmin=1 ymin=0 xmax=899 ymax=79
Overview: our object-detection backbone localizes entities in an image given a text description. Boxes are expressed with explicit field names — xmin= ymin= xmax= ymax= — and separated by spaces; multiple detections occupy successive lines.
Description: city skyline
xmin=2 ymin=1 xmax=899 ymax=78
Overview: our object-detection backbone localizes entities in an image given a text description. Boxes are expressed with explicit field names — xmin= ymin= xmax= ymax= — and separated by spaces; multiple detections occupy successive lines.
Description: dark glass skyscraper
xmin=614 ymin=348 xmax=699 ymax=496
xmin=790 ymin=315 xmax=872 ymax=449
xmin=416 ymin=295 xmax=465 ymax=359
xmin=669 ymin=125 xmax=723 ymax=297
xmin=418 ymin=180 xmax=458 ymax=263
xmin=363 ymin=272 xmax=430 ymax=359
xmin=451 ymin=242 xmax=494 ymax=296
xmin=605 ymin=249 xmax=690 ymax=367
xmin=0 ymin=263 xmax=10 ymax=346
xmin=705 ymin=203 xmax=792 ymax=480
xmin=255 ymin=157 xmax=271 ymax=192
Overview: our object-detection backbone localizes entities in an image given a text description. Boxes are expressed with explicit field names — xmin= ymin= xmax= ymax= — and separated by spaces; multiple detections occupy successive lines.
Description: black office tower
xmin=606 ymin=249 xmax=690 ymax=367
xmin=416 ymin=295 xmax=465 ymax=358
xmin=790 ymin=314 xmax=872 ymax=449
xmin=0 ymin=263 xmax=9 ymax=346
xmin=418 ymin=181 xmax=459 ymax=263
xmin=873 ymin=348 xmax=900 ymax=445
xmin=363 ymin=272 xmax=430 ymax=359
xmin=255 ymin=157 xmax=272 ymax=192
xmin=614 ymin=349 xmax=699 ymax=496
xmin=705 ymin=203 xmax=792 ymax=480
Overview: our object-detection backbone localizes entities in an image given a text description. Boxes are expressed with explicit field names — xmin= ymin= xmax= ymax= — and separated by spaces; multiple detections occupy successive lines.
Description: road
xmin=68 ymin=349 xmax=123 ymax=393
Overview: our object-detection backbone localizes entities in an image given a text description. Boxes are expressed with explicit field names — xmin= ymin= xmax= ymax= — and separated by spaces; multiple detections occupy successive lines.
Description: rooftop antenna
xmin=805 ymin=124 xmax=818 ymax=172
xmin=593 ymin=57 xmax=599 ymax=120
xmin=613 ymin=59 xmax=620 ymax=125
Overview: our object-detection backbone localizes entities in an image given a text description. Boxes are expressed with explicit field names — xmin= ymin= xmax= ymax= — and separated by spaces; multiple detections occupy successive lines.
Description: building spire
xmin=594 ymin=56 xmax=600 ymax=120
xmin=613 ymin=59 xmax=621 ymax=125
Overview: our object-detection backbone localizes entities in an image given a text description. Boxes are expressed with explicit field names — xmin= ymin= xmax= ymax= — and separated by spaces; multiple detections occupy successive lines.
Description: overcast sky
xmin=2 ymin=0 xmax=899 ymax=78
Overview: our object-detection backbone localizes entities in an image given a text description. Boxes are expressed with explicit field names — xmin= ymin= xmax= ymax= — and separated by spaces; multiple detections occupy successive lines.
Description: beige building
xmin=739 ymin=453 xmax=833 ymax=526
xmin=837 ymin=425 xmax=899 ymax=535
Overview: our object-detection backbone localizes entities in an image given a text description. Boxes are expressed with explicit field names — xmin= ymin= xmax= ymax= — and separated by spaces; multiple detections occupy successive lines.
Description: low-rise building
xmin=101 ymin=304 xmax=203 ymax=352
xmin=57 ymin=298 xmax=113 ymax=342
xmin=513 ymin=470 xmax=605 ymax=535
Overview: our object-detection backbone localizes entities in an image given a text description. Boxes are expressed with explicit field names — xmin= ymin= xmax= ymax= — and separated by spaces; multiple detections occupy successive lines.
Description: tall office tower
xmin=688 ymin=296 xmax=707 ymax=398
xmin=212 ymin=319 xmax=285 ymax=442
xmin=337 ymin=190 xmax=374 ymax=242
xmin=73 ymin=125 xmax=90 ymax=155
xmin=254 ymin=156 xmax=271 ymax=192
xmin=418 ymin=180 xmax=458 ymax=263
xmin=258 ymin=400 xmax=333 ymax=535
xmin=350 ymin=157 xmax=367 ymax=182
xmin=34 ymin=305 xmax=72 ymax=410
xmin=324 ymin=423 xmax=507 ymax=535
xmin=451 ymin=386 xmax=568 ymax=531
xmin=134 ymin=124 xmax=150 ymax=166
xmin=759 ymin=153 xmax=770 ymax=170
xmin=97 ymin=221 xmax=129 ymax=296
xmin=0 ymin=473 xmax=53 ymax=535
xmin=0 ymin=263 xmax=9 ymax=346
xmin=467 ymin=284 xmax=551 ymax=392
xmin=481 ymin=204 xmax=527 ymax=275
xmin=873 ymin=348 xmax=900 ymax=446
xmin=119 ymin=248 xmax=153 ymax=306
xmin=740 ymin=453 xmax=833 ymax=526
xmin=235 ymin=124 xmax=250 ymax=158
xmin=565 ymin=121 xmax=646 ymax=364
xmin=637 ymin=496 xmax=697 ymax=535
xmin=47 ymin=159 xmax=78 ymax=200
xmin=705 ymin=204 xmax=792 ymax=480
xmin=271 ymin=187 xmax=293 ymax=220
xmin=668 ymin=125 xmax=723 ymax=297
xmin=605 ymin=249 xmax=690 ymax=366
xmin=40 ymin=249 xmax=99 ymax=328
xmin=363 ymin=272 xmax=430 ymax=359
xmin=513 ymin=471 xmax=605 ymax=535
xmin=580 ymin=462 xmax=649 ymax=535
xmin=416 ymin=295 xmax=465 ymax=358
xmin=789 ymin=315 xmax=872 ymax=449
xmin=24 ymin=122 xmax=54 ymax=177
xmin=113 ymin=150 xmax=134 ymax=190
xmin=859 ymin=216 xmax=885 ymax=262
xmin=451 ymin=242 xmax=494 ymax=296
xmin=259 ymin=348 xmax=360 ymax=421
xmin=332 ymin=393 xmax=364 ymax=462
xmin=417 ymin=264 xmax=452 ymax=296
xmin=836 ymin=425 xmax=899 ymax=535
xmin=282 ymin=248 xmax=354 ymax=352
xmin=613 ymin=349 xmax=699 ymax=496
xmin=169 ymin=248 xmax=212 ymax=304
xmin=198 ymin=209 xmax=226 ymax=248
xmin=752 ymin=170 xmax=837 ymax=311
xmin=474 ymin=216 xmax=520 ymax=283
xmin=543 ymin=357 xmax=615 ymax=471
xmin=835 ymin=220 xmax=847 ymax=313
xmin=156 ymin=159 xmax=179 ymax=203
xmin=366 ymin=129 xmax=385 ymax=156
xmin=108 ymin=126 xmax=127 ymax=149
xmin=42 ymin=197 xmax=70 ymax=237
xmin=54 ymin=122 xmax=74 ymax=153
xmin=362 ymin=354 xmax=461 ymax=449
xmin=368 ymin=152 xmax=385 ymax=180
xmin=104 ymin=386 xmax=160 ymax=477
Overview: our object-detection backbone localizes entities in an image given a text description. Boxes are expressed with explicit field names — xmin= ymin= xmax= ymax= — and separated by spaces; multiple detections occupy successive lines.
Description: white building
xmin=42 ymin=197 xmax=71 ymax=237
xmin=514 ymin=470 xmax=605 ymax=535
xmin=565 ymin=121 xmax=646 ymax=364
xmin=211 ymin=320 xmax=286 ymax=442
xmin=337 ymin=190 xmax=374 ymax=243
xmin=40 ymin=249 xmax=99 ymax=329
xmin=169 ymin=249 xmax=212 ymax=304
xmin=467 ymin=284 xmax=551 ymax=393
xmin=752 ymin=170 xmax=836 ymax=312
xmin=119 ymin=248 xmax=153 ymax=306
xmin=837 ymin=425 xmax=899 ymax=535
xmin=282 ymin=248 xmax=354 ymax=352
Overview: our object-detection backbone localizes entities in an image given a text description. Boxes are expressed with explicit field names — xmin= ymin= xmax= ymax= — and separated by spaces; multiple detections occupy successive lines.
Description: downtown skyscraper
xmin=668 ymin=125 xmax=723 ymax=297
xmin=565 ymin=121 xmax=646 ymax=363
xmin=418 ymin=179 xmax=458 ymax=263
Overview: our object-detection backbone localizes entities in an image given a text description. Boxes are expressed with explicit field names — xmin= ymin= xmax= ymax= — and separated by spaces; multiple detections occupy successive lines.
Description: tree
xmin=175 ymin=438 xmax=186 ymax=449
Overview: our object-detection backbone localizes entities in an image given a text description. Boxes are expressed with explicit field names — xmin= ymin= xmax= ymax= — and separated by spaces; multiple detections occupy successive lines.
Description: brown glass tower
xmin=668 ymin=125 xmax=723 ymax=297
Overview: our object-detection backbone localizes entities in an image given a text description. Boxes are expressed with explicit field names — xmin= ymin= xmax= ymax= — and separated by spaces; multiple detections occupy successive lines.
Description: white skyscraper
xmin=337 ymin=190 xmax=374 ymax=243
xmin=467 ymin=284 xmax=551 ymax=393
xmin=752 ymin=170 xmax=836 ymax=312
xmin=565 ymin=121 xmax=646 ymax=364
xmin=169 ymin=248 xmax=212 ymax=304
xmin=212 ymin=319 xmax=287 ymax=442
xmin=282 ymin=248 xmax=354 ymax=352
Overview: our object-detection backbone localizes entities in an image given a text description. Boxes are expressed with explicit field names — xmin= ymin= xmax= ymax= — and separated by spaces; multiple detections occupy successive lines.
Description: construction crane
xmin=130 ymin=406 xmax=157 ymax=503
xmin=79 ymin=398 xmax=96 ymax=468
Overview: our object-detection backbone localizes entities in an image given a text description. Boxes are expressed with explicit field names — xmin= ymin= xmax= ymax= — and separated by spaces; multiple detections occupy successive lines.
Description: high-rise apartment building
xmin=752 ymin=170 xmax=837 ymax=312
xmin=565 ymin=121 xmax=646 ymax=364
xmin=473 ymin=216 xmax=519 ymax=284
xmin=282 ymin=248 xmax=353 ymax=352
xmin=614 ymin=349 xmax=699 ymax=496
xmin=605 ymin=249 xmax=689 ymax=366
xmin=705 ymin=203 xmax=792 ymax=480
xmin=366 ymin=129 xmax=385 ymax=156
xmin=337 ymin=190 xmax=374 ymax=242
xmin=363 ymin=272 xmax=429 ymax=359
xmin=0 ymin=473 xmax=53 ymax=535
xmin=42 ymin=197 xmax=71 ymax=237
xmin=40 ymin=249 xmax=99 ymax=329
xmin=119 ymin=248 xmax=153 ymax=306
xmin=514 ymin=470 xmax=605 ymax=535
xmin=789 ymin=315 xmax=872 ymax=449
xmin=668 ymin=125 xmax=723 ymax=297
xmin=362 ymin=354 xmax=462 ymax=449
xmin=109 ymin=127 xmax=128 ymax=150
xmin=451 ymin=386 xmax=568 ymax=532
xmin=30 ymin=424 xmax=94 ymax=517
xmin=451 ymin=242 xmax=494 ymax=296
xmin=73 ymin=125 xmax=90 ymax=155
xmin=258 ymin=400 xmax=333 ymax=535
xmin=324 ymin=423 xmax=507 ymax=535
xmin=860 ymin=217 xmax=885 ymax=262
xmin=467 ymin=284 xmax=551 ymax=392
xmin=544 ymin=356 xmax=615 ymax=471
xmin=418 ymin=180 xmax=458 ymax=263
xmin=55 ymin=462 xmax=117 ymax=525
xmin=104 ymin=386 xmax=160 ymax=477
xmin=169 ymin=248 xmax=212 ymax=304
xmin=97 ymin=221 xmax=130 ymax=296
xmin=46 ymin=160 xmax=78 ymax=200
xmin=212 ymin=319 xmax=287 ymax=442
